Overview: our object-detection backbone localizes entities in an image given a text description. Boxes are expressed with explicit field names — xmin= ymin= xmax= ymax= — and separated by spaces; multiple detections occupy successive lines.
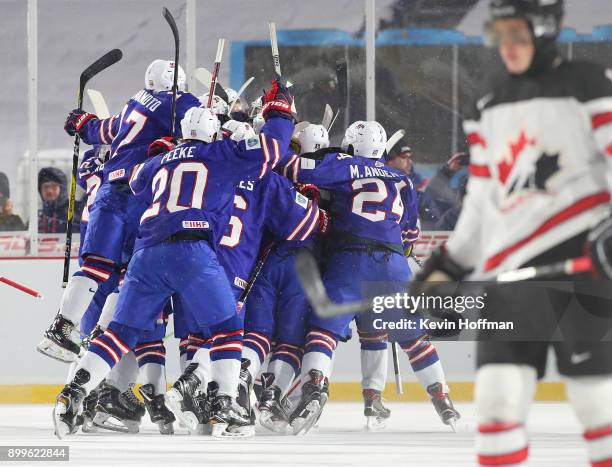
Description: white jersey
xmin=447 ymin=60 xmax=612 ymax=278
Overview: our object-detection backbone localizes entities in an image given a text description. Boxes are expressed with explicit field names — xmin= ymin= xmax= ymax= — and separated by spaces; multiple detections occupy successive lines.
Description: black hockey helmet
xmin=487 ymin=0 xmax=564 ymax=42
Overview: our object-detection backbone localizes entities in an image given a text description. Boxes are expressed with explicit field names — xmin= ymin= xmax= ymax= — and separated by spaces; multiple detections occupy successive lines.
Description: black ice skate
xmin=37 ymin=314 xmax=83 ymax=363
xmin=427 ymin=382 xmax=460 ymax=431
xmin=93 ymin=383 xmax=143 ymax=434
xmin=139 ymin=383 xmax=175 ymax=435
xmin=237 ymin=359 xmax=256 ymax=427
xmin=289 ymin=369 xmax=328 ymax=435
xmin=258 ymin=373 xmax=290 ymax=434
xmin=77 ymin=386 xmax=100 ymax=433
xmin=52 ymin=369 xmax=89 ymax=439
xmin=164 ymin=362 xmax=202 ymax=433
xmin=208 ymin=381 xmax=254 ymax=438
xmin=363 ymin=389 xmax=391 ymax=431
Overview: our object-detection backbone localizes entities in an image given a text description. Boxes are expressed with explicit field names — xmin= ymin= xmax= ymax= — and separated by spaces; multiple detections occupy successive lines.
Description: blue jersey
xmin=129 ymin=118 xmax=294 ymax=252
xmin=81 ymin=89 xmax=201 ymax=183
xmin=287 ymin=152 xmax=419 ymax=248
xmin=218 ymin=173 xmax=321 ymax=289
xmin=78 ymin=147 xmax=106 ymax=224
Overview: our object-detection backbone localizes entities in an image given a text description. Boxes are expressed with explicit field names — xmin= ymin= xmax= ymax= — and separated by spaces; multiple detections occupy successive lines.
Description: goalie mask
xmin=341 ymin=121 xmax=387 ymax=159
xmin=145 ymin=59 xmax=186 ymax=92
xmin=180 ymin=107 xmax=220 ymax=143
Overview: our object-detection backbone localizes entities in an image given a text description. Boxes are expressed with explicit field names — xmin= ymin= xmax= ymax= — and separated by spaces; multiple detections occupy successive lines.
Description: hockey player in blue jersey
xmin=167 ymin=120 xmax=328 ymax=435
xmin=278 ymin=120 xmax=427 ymax=433
xmin=242 ymin=123 xmax=331 ymax=433
xmin=38 ymin=60 xmax=201 ymax=364
xmin=52 ymin=79 xmax=296 ymax=439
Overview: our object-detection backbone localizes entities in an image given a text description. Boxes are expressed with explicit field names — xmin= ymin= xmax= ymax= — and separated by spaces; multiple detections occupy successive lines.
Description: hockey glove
xmin=64 ymin=109 xmax=98 ymax=137
xmin=295 ymin=183 xmax=321 ymax=205
xmin=587 ymin=217 xmax=612 ymax=279
xmin=262 ymin=79 xmax=295 ymax=121
xmin=147 ymin=137 xmax=175 ymax=157
xmin=410 ymin=246 xmax=470 ymax=296
xmin=317 ymin=208 xmax=331 ymax=236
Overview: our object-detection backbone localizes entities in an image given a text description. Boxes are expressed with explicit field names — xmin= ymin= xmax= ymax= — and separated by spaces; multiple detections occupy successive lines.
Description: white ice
xmin=0 ymin=402 xmax=589 ymax=467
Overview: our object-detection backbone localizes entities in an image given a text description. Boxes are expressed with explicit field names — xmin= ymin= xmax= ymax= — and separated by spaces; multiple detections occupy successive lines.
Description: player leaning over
xmin=414 ymin=1 xmax=612 ymax=465
xmin=38 ymin=60 xmax=200 ymax=363
xmin=52 ymin=79 xmax=296 ymax=439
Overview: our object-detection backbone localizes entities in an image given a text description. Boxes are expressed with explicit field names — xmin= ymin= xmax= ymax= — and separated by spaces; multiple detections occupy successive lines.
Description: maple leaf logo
xmin=498 ymin=130 xmax=536 ymax=184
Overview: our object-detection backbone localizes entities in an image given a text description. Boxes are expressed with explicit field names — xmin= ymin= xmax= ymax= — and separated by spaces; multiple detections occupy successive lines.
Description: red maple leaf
xmin=498 ymin=130 xmax=536 ymax=184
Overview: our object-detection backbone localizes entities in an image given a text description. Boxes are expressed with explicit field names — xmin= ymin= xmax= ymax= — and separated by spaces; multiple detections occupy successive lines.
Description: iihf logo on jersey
xmin=497 ymin=129 xmax=560 ymax=207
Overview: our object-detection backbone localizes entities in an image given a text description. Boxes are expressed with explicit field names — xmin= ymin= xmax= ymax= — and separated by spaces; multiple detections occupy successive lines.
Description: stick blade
xmin=80 ymin=49 xmax=122 ymax=89
xmin=162 ymin=7 xmax=179 ymax=38
xmin=87 ymin=89 xmax=110 ymax=118
xmin=322 ymin=104 xmax=333 ymax=130
xmin=386 ymin=129 xmax=405 ymax=153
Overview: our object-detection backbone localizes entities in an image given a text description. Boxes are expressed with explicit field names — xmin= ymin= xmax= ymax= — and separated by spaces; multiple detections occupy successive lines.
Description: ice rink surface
xmin=0 ymin=402 xmax=589 ymax=467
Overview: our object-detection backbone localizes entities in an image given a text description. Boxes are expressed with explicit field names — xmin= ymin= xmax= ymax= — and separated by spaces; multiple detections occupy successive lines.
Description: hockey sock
xmin=78 ymin=255 xmax=116 ymax=282
xmin=268 ymin=358 xmax=298 ymax=396
xmin=59 ymin=275 xmax=98 ymax=325
xmin=88 ymin=321 xmax=140 ymax=368
xmin=75 ymin=351 xmax=114 ymax=394
xmin=242 ymin=331 xmax=271 ymax=379
xmin=193 ymin=346 xmax=211 ymax=390
xmin=475 ymin=364 xmax=536 ymax=466
xmin=187 ymin=334 xmax=210 ymax=362
xmin=360 ymin=347 xmax=388 ymax=392
xmin=134 ymin=341 xmax=167 ymax=394
xmin=209 ymin=315 xmax=244 ymax=397
xmin=106 ymin=351 xmax=139 ymax=392
xmin=97 ymin=291 xmax=119 ymax=330
xmin=567 ymin=376 xmax=612 ymax=467
xmin=401 ymin=337 xmax=448 ymax=393
xmin=269 ymin=343 xmax=303 ymax=393
xmin=65 ymin=361 xmax=78 ymax=384
xmin=179 ymin=338 xmax=190 ymax=372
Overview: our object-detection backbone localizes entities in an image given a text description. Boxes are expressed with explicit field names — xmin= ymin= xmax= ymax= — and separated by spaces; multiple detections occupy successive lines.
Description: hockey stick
xmin=0 ymin=276 xmax=43 ymax=299
xmin=268 ymin=22 xmax=281 ymax=79
xmin=62 ymin=48 xmax=123 ymax=288
xmin=193 ymin=67 xmax=229 ymax=104
xmin=296 ymin=251 xmax=595 ymax=318
xmin=391 ymin=342 xmax=403 ymax=395
xmin=207 ymin=39 xmax=226 ymax=109
xmin=236 ymin=244 xmax=274 ymax=310
xmin=322 ymin=104 xmax=334 ymax=130
xmin=162 ymin=7 xmax=180 ymax=140
xmin=386 ymin=129 xmax=405 ymax=154
xmin=229 ymin=76 xmax=255 ymax=112
xmin=86 ymin=89 xmax=110 ymax=118
xmin=328 ymin=59 xmax=348 ymax=132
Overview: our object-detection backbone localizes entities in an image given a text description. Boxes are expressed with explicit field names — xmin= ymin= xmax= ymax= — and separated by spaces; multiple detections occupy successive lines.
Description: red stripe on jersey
xmin=259 ymin=133 xmax=271 ymax=178
xmin=478 ymin=447 xmax=528 ymax=466
xmin=287 ymin=202 xmax=314 ymax=241
xmin=470 ymin=163 xmax=491 ymax=178
xmin=584 ymin=425 xmax=612 ymax=441
xmin=592 ymin=458 xmax=612 ymax=467
xmin=592 ymin=112 xmax=612 ymax=130
xmin=484 ymin=192 xmax=611 ymax=272
xmin=467 ymin=132 xmax=487 ymax=148
xmin=479 ymin=421 xmax=522 ymax=434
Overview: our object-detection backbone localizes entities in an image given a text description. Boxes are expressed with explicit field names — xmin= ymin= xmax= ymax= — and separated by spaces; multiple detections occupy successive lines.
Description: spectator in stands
xmin=0 ymin=172 xmax=26 ymax=231
xmin=38 ymin=167 xmax=79 ymax=233
xmin=423 ymin=152 xmax=469 ymax=231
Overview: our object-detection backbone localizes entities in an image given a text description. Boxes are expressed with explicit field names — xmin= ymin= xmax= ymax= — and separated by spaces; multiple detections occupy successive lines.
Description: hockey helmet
xmin=341 ymin=121 xmax=387 ymax=160
xmin=145 ymin=59 xmax=186 ymax=92
xmin=295 ymin=124 xmax=330 ymax=155
xmin=180 ymin=107 xmax=220 ymax=143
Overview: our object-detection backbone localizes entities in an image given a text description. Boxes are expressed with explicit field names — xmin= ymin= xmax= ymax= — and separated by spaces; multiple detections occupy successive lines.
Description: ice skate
xmin=258 ymin=373 xmax=290 ymax=434
xmin=363 ymin=389 xmax=390 ymax=431
xmin=236 ymin=359 xmax=256 ymax=428
xmin=164 ymin=362 xmax=202 ymax=432
xmin=52 ymin=369 xmax=88 ymax=439
xmin=139 ymin=383 xmax=175 ymax=435
xmin=93 ymin=383 xmax=143 ymax=433
xmin=289 ymin=369 xmax=327 ymax=435
xmin=78 ymin=386 xmax=99 ymax=433
xmin=427 ymin=383 xmax=460 ymax=431
xmin=37 ymin=314 xmax=83 ymax=363
xmin=208 ymin=381 xmax=254 ymax=438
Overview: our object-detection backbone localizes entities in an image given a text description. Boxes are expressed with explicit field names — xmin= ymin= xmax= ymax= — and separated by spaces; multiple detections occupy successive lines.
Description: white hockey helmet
xmin=296 ymin=123 xmax=330 ymax=154
xmin=198 ymin=93 xmax=230 ymax=116
xmin=225 ymin=88 xmax=239 ymax=105
xmin=145 ymin=59 xmax=186 ymax=92
xmin=341 ymin=120 xmax=387 ymax=159
xmin=222 ymin=119 xmax=256 ymax=142
xmin=180 ymin=107 xmax=220 ymax=143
